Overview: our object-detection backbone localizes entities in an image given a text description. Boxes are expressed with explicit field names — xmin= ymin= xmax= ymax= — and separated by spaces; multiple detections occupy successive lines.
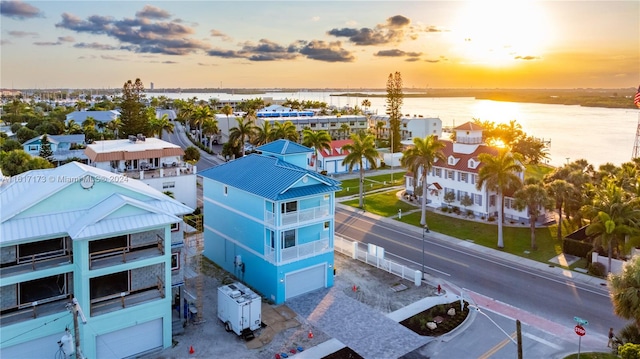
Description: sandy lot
xmin=151 ymin=252 xmax=437 ymax=359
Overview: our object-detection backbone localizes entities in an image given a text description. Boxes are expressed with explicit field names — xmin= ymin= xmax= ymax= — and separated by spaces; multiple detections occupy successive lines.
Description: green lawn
xmin=336 ymin=171 xmax=406 ymax=198
xmin=563 ymin=352 xmax=618 ymax=359
xmin=341 ymin=190 xmax=417 ymax=217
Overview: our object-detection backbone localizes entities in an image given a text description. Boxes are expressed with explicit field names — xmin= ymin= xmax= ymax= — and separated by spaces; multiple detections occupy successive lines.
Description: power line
xmin=1 ymin=312 xmax=69 ymax=345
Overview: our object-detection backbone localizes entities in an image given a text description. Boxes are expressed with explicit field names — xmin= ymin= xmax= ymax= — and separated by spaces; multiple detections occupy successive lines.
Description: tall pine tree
xmin=39 ymin=134 xmax=54 ymax=161
xmin=385 ymin=72 xmax=403 ymax=154
xmin=119 ymin=78 xmax=149 ymax=138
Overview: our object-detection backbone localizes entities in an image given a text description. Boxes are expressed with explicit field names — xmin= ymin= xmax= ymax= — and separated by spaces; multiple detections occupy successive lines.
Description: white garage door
xmin=1 ymin=333 xmax=62 ymax=359
xmin=96 ymin=318 xmax=163 ymax=359
xmin=285 ymin=264 xmax=326 ymax=300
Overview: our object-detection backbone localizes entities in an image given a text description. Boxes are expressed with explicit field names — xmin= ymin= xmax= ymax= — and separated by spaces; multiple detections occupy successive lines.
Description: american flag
xmin=635 ymin=85 xmax=640 ymax=108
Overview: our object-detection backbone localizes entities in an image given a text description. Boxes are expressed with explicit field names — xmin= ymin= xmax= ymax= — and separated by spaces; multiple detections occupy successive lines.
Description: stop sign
xmin=575 ymin=325 xmax=586 ymax=336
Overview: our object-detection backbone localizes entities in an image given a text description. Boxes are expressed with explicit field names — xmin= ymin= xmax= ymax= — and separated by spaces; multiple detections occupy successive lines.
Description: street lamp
xmin=422 ymin=225 xmax=429 ymax=279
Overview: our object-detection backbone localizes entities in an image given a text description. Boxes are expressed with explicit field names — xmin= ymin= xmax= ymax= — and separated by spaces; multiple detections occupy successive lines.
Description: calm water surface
xmin=160 ymin=91 xmax=638 ymax=168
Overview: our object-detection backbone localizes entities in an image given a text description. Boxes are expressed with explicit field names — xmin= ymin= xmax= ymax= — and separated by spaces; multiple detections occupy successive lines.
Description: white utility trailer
xmin=217 ymin=282 xmax=262 ymax=340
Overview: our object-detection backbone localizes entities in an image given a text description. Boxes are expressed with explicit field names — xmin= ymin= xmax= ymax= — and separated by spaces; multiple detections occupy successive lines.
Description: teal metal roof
xmin=257 ymin=140 xmax=313 ymax=155
xmin=199 ymin=154 xmax=340 ymax=201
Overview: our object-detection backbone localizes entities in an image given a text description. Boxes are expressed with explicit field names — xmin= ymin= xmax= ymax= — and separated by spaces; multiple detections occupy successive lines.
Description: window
xmin=281 ymin=201 xmax=297 ymax=213
xmin=162 ymin=182 xmax=175 ymax=189
xmin=282 ymin=230 xmax=296 ymax=248
xmin=28 ymin=145 xmax=38 ymax=152
xmin=310 ymin=123 xmax=317 ymax=128
xmin=474 ymin=194 xmax=482 ymax=206
xmin=268 ymin=230 xmax=275 ymax=250
xmin=471 ymin=174 xmax=476 ymax=184
xmin=171 ymin=222 xmax=179 ymax=232
xmin=460 ymin=173 xmax=468 ymax=182
xmin=171 ymin=252 xmax=180 ymax=270
xmin=505 ymin=198 xmax=512 ymax=209
xmin=266 ymin=201 xmax=275 ymax=213
xmin=349 ymin=122 xmax=355 ymax=126
xmin=224 ymin=186 xmax=228 ymax=196
xmin=447 ymin=170 xmax=454 ymax=180
xmin=324 ymin=221 xmax=330 ymax=230
xmin=434 ymin=168 xmax=442 ymax=177
xmin=489 ymin=195 xmax=496 ymax=207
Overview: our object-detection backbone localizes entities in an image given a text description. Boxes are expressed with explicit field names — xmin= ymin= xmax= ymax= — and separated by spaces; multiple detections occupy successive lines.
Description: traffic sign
xmin=575 ymin=325 xmax=586 ymax=336
xmin=574 ymin=316 xmax=589 ymax=326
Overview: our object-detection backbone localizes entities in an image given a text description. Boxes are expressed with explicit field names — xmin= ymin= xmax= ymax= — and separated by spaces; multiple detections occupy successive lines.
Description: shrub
xmin=619 ymin=323 xmax=640 ymax=345
xmin=619 ymin=343 xmax=640 ymax=359
xmin=488 ymin=216 xmax=496 ymax=222
xmin=440 ymin=207 xmax=448 ymax=212
xmin=588 ymin=262 xmax=606 ymax=277
xmin=563 ymin=238 xmax=593 ymax=258
xmin=466 ymin=210 xmax=474 ymax=217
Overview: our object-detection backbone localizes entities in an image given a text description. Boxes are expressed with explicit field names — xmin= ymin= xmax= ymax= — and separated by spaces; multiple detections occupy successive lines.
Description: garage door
xmin=96 ymin=318 xmax=163 ymax=359
xmin=1 ymin=333 xmax=62 ymax=359
xmin=285 ymin=264 xmax=326 ymax=300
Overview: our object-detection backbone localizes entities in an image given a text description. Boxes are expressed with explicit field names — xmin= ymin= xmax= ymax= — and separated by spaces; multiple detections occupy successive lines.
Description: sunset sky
xmin=1 ymin=1 xmax=638 ymax=90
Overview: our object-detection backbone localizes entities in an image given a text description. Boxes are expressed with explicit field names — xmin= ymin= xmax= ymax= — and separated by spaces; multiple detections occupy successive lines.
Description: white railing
xmin=281 ymin=205 xmax=330 ymax=226
xmin=280 ymin=238 xmax=330 ymax=263
xmin=334 ymin=235 xmax=417 ymax=282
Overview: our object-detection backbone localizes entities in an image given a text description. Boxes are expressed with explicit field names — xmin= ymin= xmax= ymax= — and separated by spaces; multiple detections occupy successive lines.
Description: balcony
xmin=274 ymin=205 xmax=330 ymax=226
xmin=0 ymin=295 xmax=70 ymax=326
xmin=90 ymin=276 xmax=165 ymax=317
xmin=89 ymin=235 xmax=164 ymax=270
xmin=122 ymin=163 xmax=195 ymax=180
xmin=281 ymin=238 xmax=330 ymax=263
xmin=0 ymin=252 xmax=72 ymax=278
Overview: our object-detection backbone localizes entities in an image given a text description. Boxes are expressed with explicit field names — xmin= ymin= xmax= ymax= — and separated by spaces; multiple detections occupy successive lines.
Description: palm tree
xmin=302 ymin=129 xmax=332 ymax=172
xmin=106 ymin=118 xmax=122 ymax=139
xmin=254 ymin=120 xmax=275 ymax=146
xmin=340 ymin=123 xmax=350 ymax=140
xmin=582 ymin=180 xmax=640 ymax=272
xmin=273 ymin=121 xmax=298 ymax=142
xmin=513 ymin=179 xmax=552 ymax=250
xmin=608 ymin=255 xmax=640 ymax=330
xmin=149 ymin=114 xmax=174 ymax=140
xmin=342 ymin=132 xmax=379 ymax=209
xmin=66 ymin=120 xmax=83 ymax=134
xmin=192 ymin=105 xmax=213 ymax=144
xmin=202 ymin=117 xmax=219 ymax=151
xmin=400 ymin=135 xmax=446 ymax=227
xmin=375 ymin=121 xmax=385 ymax=140
xmin=229 ymin=117 xmax=255 ymax=156
xmin=361 ymin=99 xmax=371 ymax=113
xmin=476 ymin=150 xmax=524 ymax=248
xmin=546 ymin=179 xmax=574 ymax=240
xmin=221 ymin=104 xmax=233 ymax=142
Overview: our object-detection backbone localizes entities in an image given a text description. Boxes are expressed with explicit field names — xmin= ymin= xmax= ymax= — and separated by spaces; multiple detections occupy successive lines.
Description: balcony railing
xmin=0 ymin=295 xmax=70 ymax=326
xmin=1 ymin=252 xmax=72 ymax=278
xmin=280 ymin=205 xmax=330 ymax=226
xmin=280 ymin=238 xmax=330 ymax=263
xmin=89 ymin=235 xmax=164 ymax=269
xmin=90 ymin=276 xmax=165 ymax=316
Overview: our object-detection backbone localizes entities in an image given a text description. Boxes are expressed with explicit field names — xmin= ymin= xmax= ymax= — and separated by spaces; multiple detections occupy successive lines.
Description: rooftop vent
xmin=128 ymin=135 xmax=137 ymax=143
xmin=136 ymin=134 xmax=146 ymax=142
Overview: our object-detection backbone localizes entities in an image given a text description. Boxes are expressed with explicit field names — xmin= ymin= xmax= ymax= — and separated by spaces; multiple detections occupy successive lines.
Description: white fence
xmin=335 ymin=235 xmax=419 ymax=283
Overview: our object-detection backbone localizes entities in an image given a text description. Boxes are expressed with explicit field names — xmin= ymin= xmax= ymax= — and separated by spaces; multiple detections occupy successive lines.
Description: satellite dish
xmin=80 ymin=175 xmax=94 ymax=189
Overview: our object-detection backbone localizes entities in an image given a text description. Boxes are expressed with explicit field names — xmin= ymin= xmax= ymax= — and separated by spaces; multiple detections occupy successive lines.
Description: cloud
xmin=240 ymin=39 xmax=299 ymax=61
xmin=163 ymin=60 xmax=178 ymax=64
xmin=299 ymin=40 xmax=355 ymax=62
xmin=58 ymin=36 xmax=74 ymax=42
xmin=207 ymin=48 xmax=243 ymax=59
xmin=0 ymin=0 xmax=43 ymax=20
xmin=74 ymin=42 xmax=118 ymax=50
xmin=210 ymin=29 xmax=231 ymax=42
xmin=100 ymin=54 xmax=124 ymax=61
xmin=0 ymin=39 xmax=11 ymax=45
xmin=374 ymin=49 xmax=421 ymax=57
xmin=328 ymin=15 xmax=412 ymax=46
xmin=33 ymin=41 xmax=61 ymax=46
xmin=55 ymin=8 xmax=211 ymax=55
xmin=135 ymin=5 xmax=170 ymax=20
xmin=8 ymin=30 xmax=37 ymax=37
xmin=311 ymin=16 xmax=320 ymax=22
xmin=515 ymin=55 xmax=540 ymax=61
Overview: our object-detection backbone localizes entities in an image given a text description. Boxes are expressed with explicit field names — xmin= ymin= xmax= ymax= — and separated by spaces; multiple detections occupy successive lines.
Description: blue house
xmin=0 ymin=162 xmax=193 ymax=359
xmin=199 ymin=140 xmax=341 ymax=304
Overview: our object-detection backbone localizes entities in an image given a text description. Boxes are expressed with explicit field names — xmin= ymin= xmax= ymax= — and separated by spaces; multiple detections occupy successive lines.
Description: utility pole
xmin=516 ymin=319 xmax=523 ymax=359
xmin=70 ymin=296 xmax=87 ymax=359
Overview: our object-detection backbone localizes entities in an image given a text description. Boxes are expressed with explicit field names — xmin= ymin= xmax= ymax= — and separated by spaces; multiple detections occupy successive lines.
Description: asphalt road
xmin=163 ymin=123 xmax=222 ymax=171
xmin=335 ymin=207 xmax=626 ymax=356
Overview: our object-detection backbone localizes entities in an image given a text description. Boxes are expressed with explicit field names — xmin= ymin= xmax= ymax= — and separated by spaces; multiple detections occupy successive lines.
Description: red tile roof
xmin=319 ymin=139 xmax=353 ymax=158
xmin=405 ymin=139 xmax=499 ymax=176
xmin=454 ymin=121 xmax=484 ymax=131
